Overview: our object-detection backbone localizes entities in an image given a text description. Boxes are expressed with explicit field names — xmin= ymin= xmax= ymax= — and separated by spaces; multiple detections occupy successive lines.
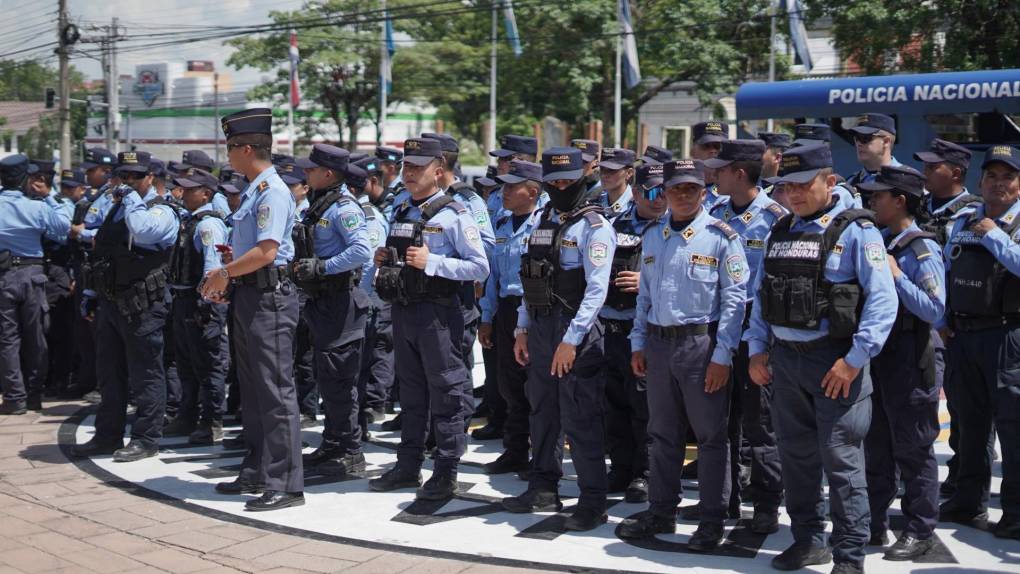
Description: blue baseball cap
xmin=914 ymin=138 xmax=972 ymax=169
xmin=571 ymin=139 xmax=601 ymax=162
xmin=769 ymin=143 xmax=832 ymax=185
xmin=600 ymin=148 xmax=637 ymax=171
xmin=219 ymin=164 xmax=235 ymax=183
xmin=758 ymin=132 xmax=792 ymax=150
xmin=496 ymin=159 xmax=542 ymax=185
xmin=636 ymin=162 xmax=664 ymax=191
xmin=80 ymin=147 xmax=115 ymax=170
xmin=115 ymin=151 xmax=152 ymax=174
xmin=792 ymin=123 xmax=831 ymax=146
xmin=848 ymin=113 xmax=896 ymax=136
xmin=693 ymin=121 xmax=728 ymax=145
xmin=490 ymin=134 xmax=538 ymax=158
xmin=541 ymin=147 xmax=584 ymax=182
xmin=982 ymin=145 xmax=1020 ymax=171
xmin=307 ymin=143 xmax=350 ymax=172
xmin=856 ymin=164 xmax=926 ymax=198
xmin=375 ymin=146 xmax=403 ymax=163
xmin=345 ymin=164 xmax=369 ymax=190
xmin=0 ymin=154 xmax=29 ymax=183
xmin=704 ymin=139 xmax=766 ymax=169
xmin=182 ymin=149 xmax=215 ymax=171
xmin=172 ymin=168 xmax=218 ymax=191
xmin=403 ymin=137 xmax=444 ymax=166
xmin=276 ymin=161 xmax=306 ymax=185
xmin=663 ymin=159 xmax=705 ymax=188
xmin=60 ymin=168 xmax=86 ymax=187
xmin=148 ymin=158 xmax=166 ymax=178
xmin=640 ymin=145 xmax=673 ymax=165
xmin=422 ymin=132 xmax=459 ymax=153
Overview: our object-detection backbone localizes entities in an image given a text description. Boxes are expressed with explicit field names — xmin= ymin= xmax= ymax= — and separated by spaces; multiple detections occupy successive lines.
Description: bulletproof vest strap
xmin=360 ymin=203 xmax=376 ymax=221
xmin=890 ymin=231 xmax=936 ymax=261
xmin=303 ymin=190 xmax=346 ymax=227
xmin=548 ymin=205 xmax=603 ymax=269
xmin=419 ymin=193 xmax=459 ymax=222
xmin=496 ymin=215 xmax=510 ymax=229
xmin=447 ymin=181 xmax=478 ymax=202
xmin=821 ymin=209 xmax=876 ymax=258
xmin=943 ymin=193 xmax=983 ymax=217
xmin=145 ymin=196 xmax=181 ymax=221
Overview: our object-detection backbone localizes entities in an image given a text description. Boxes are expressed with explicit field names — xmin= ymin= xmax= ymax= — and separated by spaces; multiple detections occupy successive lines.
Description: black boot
xmin=318 ymin=452 xmax=367 ymax=476
xmin=0 ymin=401 xmax=27 ymax=415
xmin=624 ymin=478 xmax=648 ymax=503
xmin=188 ymin=420 xmax=223 ymax=445
xmin=772 ymin=543 xmax=833 ymax=571
xmin=113 ymin=441 xmax=158 ymax=462
xmin=369 ymin=467 xmax=422 ymax=492
xmin=303 ymin=439 xmax=344 ymax=466
xmin=470 ymin=422 xmax=503 ymax=440
xmin=618 ymin=510 xmax=676 ymax=539
xmin=483 ymin=451 xmax=530 ymax=475
xmin=883 ymin=535 xmax=935 ymax=561
xmin=501 ymin=489 xmax=562 ymax=513
xmin=564 ymin=507 xmax=608 ymax=531
xmin=416 ymin=473 xmax=459 ymax=500
xmin=380 ymin=413 xmax=403 ymax=432
xmin=687 ymin=521 xmax=724 ymax=552
xmin=71 ymin=437 xmax=124 ymax=458
xmin=245 ymin=490 xmax=304 ymax=511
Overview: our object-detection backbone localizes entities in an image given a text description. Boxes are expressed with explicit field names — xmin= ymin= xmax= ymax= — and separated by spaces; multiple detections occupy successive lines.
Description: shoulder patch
xmin=588 ymin=241 xmax=609 ymax=266
xmin=725 ymin=254 xmax=746 ymax=282
xmin=864 ymin=242 xmax=885 ymax=267
xmin=709 ymin=220 xmax=739 ymax=240
xmin=199 ymin=228 xmax=214 ymax=246
xmin=257 ymin=204 xmax=271 ymax=229
xmin=341 ymin=212 xmax=361 ymax=231
xmin=464 ymin=226 xmax=481 ymax=246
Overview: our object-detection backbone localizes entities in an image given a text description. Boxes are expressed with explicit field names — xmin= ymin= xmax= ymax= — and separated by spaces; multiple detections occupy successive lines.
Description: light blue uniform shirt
xmin=447 ymin=182 xmax=496 ymax=257
xmin=487 ymin=184 xmax=549 ymax=224
xmin=357 ymin=196 xmax=388 ymax=295
xmin=515 ymin=207 xmax=617 ymax=346
xmin=884 ymin=223 xmax=945 ymax=325
xmin=630 ymin=208 xmax=748 ymax=366
xmin=0 ymin=190 xmax=71 ymax=257
xmin=211 ymin=192 xmax=231 ymax=218
xmin=481 ymin=209 xmax=539 ymax=323
xmin=295 ymin=197 xmax=310 ymax=222
xmin=745 ymin=202 xmax=898 ymax=369
xmin=926 ymin=188 xmax=974 ymax=240
xmin=183 ymin=204 xmax=230 ymax=280
xmin=846 ymin=156 xmax=903 ymax=187
xmin=49 ymin=196 xmax=76 ymax=245
xmin=597 ymin=185 xmax=633 ymax=221
xmin=703 ymin=184 xmax=722 ymax=210
xmin=599 ymin=203 xmax=659 ymax=321
xmin=79 ymin=185 xmax=114 ymax=243
xmin=390 ymin=191 xmax=489 ymax=283
xmin=231 ymin=166 xmax=296 ymax=267
xmin=116 ymin=187 xmax=179 ymax=250
xmin=710 ymin=189 xmax=788 ymax=301
xmin=309 ymin=190 xmax=372 ymax=275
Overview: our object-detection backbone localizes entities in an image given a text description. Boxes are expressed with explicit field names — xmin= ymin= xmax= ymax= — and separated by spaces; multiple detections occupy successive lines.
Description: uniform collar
xmin=0 ymin=189 xmax=24 ymax=198
xmin=979 ymin=198 xmax=1020 ymax=226
xmin=192 ymin=203 xmax=215 ymax=216
xmin=605 ymin=185 xmax=632 ymax=213
xmin=661 ymin=207 xmax=707 ymax=241
xmin=885 ymin=221 xmax=922 ymax=250
xmin=140 ymin=188 xmax=158 ymax=202
xmin=928 ymin=188 xmax=970 ymax=212
xmin=795 ymin=199 xmax=844 ymax=229
xmin=245 ymin=165 xmax=277 ymax=196
xmin=717 ymin=187 xmax=768 ymax=221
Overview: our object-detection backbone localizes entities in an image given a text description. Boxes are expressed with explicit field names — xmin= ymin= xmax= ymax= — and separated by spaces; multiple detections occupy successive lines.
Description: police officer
xmin=758 ymin=132 xmax=792 ymax=182
xmin=617 ymin=158 xmax=747 ymax=551
xmin=347 ymin=158 xmax=392 ymax=431
xmin=368 ymin=137 xmax=488 ymax=500
xmin=71 ymin=151 xmax=180 ymax=462
xmin=857 ymin=165 xmax=944 ymax=559
xmin=179 ymin=149 xmax=230 ymax=217
xmin=600 ymin=162 xmax=667 ymax=503
xmin=912 ymin=137 xmax=982 ymax=499
xmin=293 ymin=144 xmax=372 ymax=475
xmin=164 ymin=168 xmax=230 ymax=444
xmin=488 ymin=134 xmax=539 ymax=223
xmin=706 ymin=140 xmax=788 ymax=533
xmin=938 ymin=145 xmax=1020 ymax=539
xmin=780 ymin=124 xmax=862 ymax=210
xmin=595 ymin=148 xmax=635 ymax=220
xmin=571 ymin=139 xmax=602 ymax=200
xmin=201 ymin=108 xmax=304 ymax=511
xmin=640 ymin=145 xmax=673 ymax=166
xmin=0 ymin=155 xmax=70 ymax=414
xmin=474 ymin=165 xmax=500 ymax=199
xmin=81 ymin=147 xmax=115 ymax=197
xmin=502 ymin=147 xmax=616 ymax=532
xmin=846 ymin=114 xmax=903 ymax=198
xmin=477 ymin=159 xmax=543 ymax=474
xmin=690 ymin=121 xmax=728 ymax=209
xmin=745 ymin=143 xmax=898 ymax=573
xmin=375 ymin=145 xmax=405 ymax=205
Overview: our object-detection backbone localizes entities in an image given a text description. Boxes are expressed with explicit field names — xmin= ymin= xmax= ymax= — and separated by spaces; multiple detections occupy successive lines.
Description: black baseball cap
xmin=541 ymin=147 xmax=584 ymax=182
xmin=663 ymin=159 xmax=705 ymax=188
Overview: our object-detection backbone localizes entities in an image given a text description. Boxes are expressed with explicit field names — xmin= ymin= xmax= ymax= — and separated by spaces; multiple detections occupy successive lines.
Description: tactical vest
xmin=42 ymin=198 xmax=76 ymax=267
xmin=92 ymin=196 xmax=177 ymax=291
xmin=604 ymin=213 xmax=656 ymax=310
xmin=520 ymin=204 xmax=604 ymax=313
xmin=292 ymin=187 xmax=366 ymax=293
xmin=918 ymin=193 xmax=982 ymax=246
xmin=760 ymin=208 xmax=875 ymax=338
xmin=168 ymin=210 xmax=224 ymax=288
xmin=947 ymin=213 xmax=1020 ymax=321
xmin=882 ymin=231 xmax=938 ymax=387
xmin=375 ymin=195 xmax=461 ymax=305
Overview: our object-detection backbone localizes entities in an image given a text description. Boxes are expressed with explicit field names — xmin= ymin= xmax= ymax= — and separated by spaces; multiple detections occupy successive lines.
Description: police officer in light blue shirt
xmin=786 ymin=123 xmax=863 ymax=211
xmin=0 ymin=155 xmax=71 ymax=414
xmin=199 ymin=108 xmax=304 ymax=512
xmin=477 ymin=159 xmax=543 ymax=475
xmin=640 ymin=145 xmax=673 ymax=166
xmin=938 ymin=145 xmax=1020 ymax=540
xmin=744 ymin=143 xmax=897 ymax=573
xmin=846 ymin=113 xmax=904 ymax=196
xmin=572 ymin=138 xmax=602 ymax=201
xmin=594 ymin=147 xmax=635 ymax=220
xmin=502 ymin=147 xmax=616 ymax=532
xmin=71 ymin=151 xmax=179 ymax=463
xmin=165 ymin=168 xmax=230 ymax=446
xmin=691 ymin=120 xmax=729 ymax=210
xmin=368 ymin=137 xmax=488 ymax=501
xmin=706 ymin=139 xmax=788 ymax=532
xmin=291 ymin=144 xmax=372 ymax=477
xmin=858 ymin=165 xmax=945 ymax=560
xmin=487 ymin=134 xmax=539 ymax=223
xmin=619 ymin=158 xmax=747 ymax=551
xmin=599 ymin=162 xmax=666 ymax=504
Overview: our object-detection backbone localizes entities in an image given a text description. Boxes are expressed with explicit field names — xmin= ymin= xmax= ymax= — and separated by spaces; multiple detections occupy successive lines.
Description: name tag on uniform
xmin=423 ymin=225 xmax=443 ymax=234
xmin=531 ymin=229 xmax=554 ymax=246
xmin=745 ymin=239 xmax=765 ymax=249
xmin=832 ymin=244 xmax=844 ymax=255
xmin=691 ymin=254 xmax=718 ymax=267
xmin=390 ymin=222 xmax=415 ymax=238
xmin=618 ymin=233 xmax=641 ymax=247
xmin=644 ymin=255 xmax=655 ymax=264
xmin=561 ymin=239 xmax=578 ymax=248
xmin=495 ymin=237 xmax=507 ymax=244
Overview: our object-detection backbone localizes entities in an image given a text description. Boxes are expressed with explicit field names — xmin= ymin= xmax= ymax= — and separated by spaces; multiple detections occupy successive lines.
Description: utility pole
xmin=213 ymin=72 xmax=220 ymax=166
xmin=57 ymin=0 xmax=71 ymax=168
xmin=108 ymin=17 xmax=121 ymax=154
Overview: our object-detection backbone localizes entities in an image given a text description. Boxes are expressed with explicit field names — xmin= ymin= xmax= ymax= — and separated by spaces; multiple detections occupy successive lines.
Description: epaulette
xmin=708 ymin=219 xmax=739 ymax=240
xmin=360 ymin=203 xmax=376 ymax=221
xmin=894 ymin=231 xmax=937 ymax=261
xmin=764 ymin=202 xmax=787 ymax=219
xmin=257 ymin=181 xmax=269 ymax=193
xmin=448 ymin=181 xmax=478 ymax=201
xmin=496 ymin=215 xmax=510 ymax=229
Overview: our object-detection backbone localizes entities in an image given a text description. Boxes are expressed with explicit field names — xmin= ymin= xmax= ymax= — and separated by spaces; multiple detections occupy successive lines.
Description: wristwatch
xmin=218 ymin=267 xmax=230 ymax=280
xmin=514 ymin=327 xmax=528 ymax=338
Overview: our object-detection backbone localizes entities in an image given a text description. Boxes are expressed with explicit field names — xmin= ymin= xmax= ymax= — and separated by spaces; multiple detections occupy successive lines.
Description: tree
xmin=805 ymin=0 xmax=1020 ymax=74
xmin=0 ymin=59 xmax=88 ymax=160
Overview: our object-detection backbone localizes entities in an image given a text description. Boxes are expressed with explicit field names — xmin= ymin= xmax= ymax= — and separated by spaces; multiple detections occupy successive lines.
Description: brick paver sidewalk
xmin=0 ymin=402 xmax=541 ymax=574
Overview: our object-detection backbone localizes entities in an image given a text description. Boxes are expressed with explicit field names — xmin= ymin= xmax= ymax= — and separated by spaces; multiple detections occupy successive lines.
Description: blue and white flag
xmin=786 ymin=0 xmax=813 ymax=72
xmin=503 ymin=0 xmax=523 ymax=57
xmin=381 ymin=12 xmax=395 ymax=95
xmin=619 ymin=0 xmax=641 ymax=89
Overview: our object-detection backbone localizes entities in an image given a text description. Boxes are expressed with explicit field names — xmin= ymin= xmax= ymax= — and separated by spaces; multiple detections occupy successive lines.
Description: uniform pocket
xmin=686 ymin=262 xmax=718 ymax=313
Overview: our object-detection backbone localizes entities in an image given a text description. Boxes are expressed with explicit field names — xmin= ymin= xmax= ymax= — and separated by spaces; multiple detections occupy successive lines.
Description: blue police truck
xmin=736 ymin=68 xmax=1020 ymax=190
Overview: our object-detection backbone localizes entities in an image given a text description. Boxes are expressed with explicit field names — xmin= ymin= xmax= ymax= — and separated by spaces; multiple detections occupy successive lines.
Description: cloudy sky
xmin=0 ymin=0 xmax=306 ymax=87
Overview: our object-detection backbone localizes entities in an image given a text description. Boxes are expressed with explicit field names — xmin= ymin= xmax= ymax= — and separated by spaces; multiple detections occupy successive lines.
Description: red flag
xmin=289 ymin=31 xmax=300 ymax=108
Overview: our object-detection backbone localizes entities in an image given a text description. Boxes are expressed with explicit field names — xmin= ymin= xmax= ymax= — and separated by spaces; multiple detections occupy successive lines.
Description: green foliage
xmin=0 ymin=59 xmax=89 ymax=161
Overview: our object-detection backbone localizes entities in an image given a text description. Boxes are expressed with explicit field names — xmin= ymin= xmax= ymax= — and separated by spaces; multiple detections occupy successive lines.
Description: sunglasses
xmin=853 ymin=133 xmax=879 ymax=145
xmin=119 ymin=171 xmax=148 ymax=181
xmin=643 ymin=185 xmax=663 ymax=200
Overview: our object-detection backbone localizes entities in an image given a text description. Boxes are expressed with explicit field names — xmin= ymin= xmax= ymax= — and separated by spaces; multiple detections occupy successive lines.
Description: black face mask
xmin=583 ymin=171 xmax=600 ymax=189
xmin=546 ymin=178 xmax=588 ymax=213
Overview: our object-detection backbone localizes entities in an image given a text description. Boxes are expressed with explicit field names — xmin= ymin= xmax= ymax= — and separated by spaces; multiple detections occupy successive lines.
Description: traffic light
xmin=44 ymin=87 xmax=56 ymax=109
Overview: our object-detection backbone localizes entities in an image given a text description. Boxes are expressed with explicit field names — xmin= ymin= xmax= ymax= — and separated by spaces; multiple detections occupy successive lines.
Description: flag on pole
xmin=503 ymin=0 xmax=523 ymax=57
xmin=381 ymin=12 xmax=395 ymax=95
xmin=786 ymin=0 xmax=813 ymax=72
xmin=289 ymin=30 xmax=301 ymax=107
xmin=618 ymin=0 xmax=641 ymax=89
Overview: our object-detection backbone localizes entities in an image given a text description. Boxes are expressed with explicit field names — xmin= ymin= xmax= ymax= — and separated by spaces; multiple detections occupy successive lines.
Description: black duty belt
xmin=234 ymin=265 xmax=290 ymax=290
xmin=951 ymin=313 xmax=1020 ymax=333
xmin=649 ymin=322 xmax=716 ymax=339
xmin=775 ymin=335 xmax=844 ymax=354
xmin=9 ymin=257 xmax=45 ymax=266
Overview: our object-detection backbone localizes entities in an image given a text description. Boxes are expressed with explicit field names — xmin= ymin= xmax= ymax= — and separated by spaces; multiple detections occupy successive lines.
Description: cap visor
xmin=763 ymin=176 xmax=782 ymax=186
xmin=600 ymin=161 xmax=629 ymax=171
xmin=489 ymin=149 xmax=514 ymax=158
xmin=496 ymin=174 xmax=527 ymax=185
xmin=640 ymin=178 xmax=664 ymax=190
xmin=703 ymin=158 xmax=734 ymax=169
xmin=295 ymin=157 xmax=316 ymax=169
xmin=542 ymin=168 xmax=583 ymax=183
xmin=477 ymin=177 xmax=497 ymax=187
xmin=663 ymin=175 xmax=705 ymax=188
xmin=913 ymin=151 xmax=945 ymax=164
xmin=982 ymin=158 xmax=1020 ymax=171
xmin=855 ymin=181 xmax=895 ymax=193
xmin=218 ymin=184 xmax=240 ymax=195
xmin=60 ymin=180 xmax=84 ymax=188
xmin=579 ymin=152 xmax=596 ymax=162
xmin=280 ymin=175 xmax=303 ymax=185
xmin=171 ymin=177 xmax=202 ymax=188
xmin=775 ymin=168 xmax=823 ymax=185
xmin=848 ymin=126 xmax=879 ymax=135
xmin=639 ymin=156 xmax=664 ymax=165
xmin=404 ymin=155 xmax=438 ymax=167
xmin=116 ymin=166 xmax=148 ymax=174
xmin=695 ymin=134 xmax=727 ymax=145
